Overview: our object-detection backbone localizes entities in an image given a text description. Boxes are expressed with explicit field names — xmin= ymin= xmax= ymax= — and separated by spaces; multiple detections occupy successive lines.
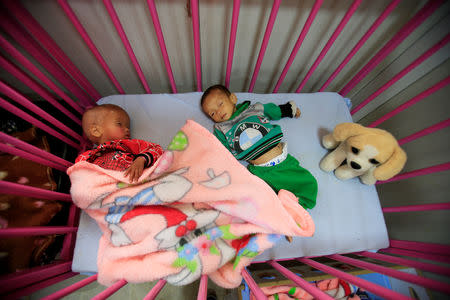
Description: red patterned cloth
xmin=76 ymin=139 xmax=164 ymax=171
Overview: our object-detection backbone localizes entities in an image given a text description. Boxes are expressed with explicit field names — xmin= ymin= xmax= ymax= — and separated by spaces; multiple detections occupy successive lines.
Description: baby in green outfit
xmin=201 ymin=84 xmax=318 ymax=211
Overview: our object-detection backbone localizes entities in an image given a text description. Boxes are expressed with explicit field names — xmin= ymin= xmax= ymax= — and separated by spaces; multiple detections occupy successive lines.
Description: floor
xmin=28 ymin=275 xmax=240 ymax=300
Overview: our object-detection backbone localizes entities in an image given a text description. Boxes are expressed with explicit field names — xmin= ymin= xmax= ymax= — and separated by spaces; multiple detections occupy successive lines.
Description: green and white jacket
xmin=213 ymin=101 xmax=297 ymax=161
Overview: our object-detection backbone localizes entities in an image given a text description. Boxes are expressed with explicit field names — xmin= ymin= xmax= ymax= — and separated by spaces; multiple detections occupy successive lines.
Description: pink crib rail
xmin=58 ymin=0 xmax=125 ymax=95
xmin=273 ymin=0 xmax=322 ymax=93
xmin=0 ymin=81 xmax=82 ymax=143
xmin=42 ymin=274 xmax=98 ymax=300
xmin=0 ymin=55 xmax=82 ymax=125
xmin=0 ymin=143 xmax=67 ymax=172
xmin=0 ymin=262 xmax=72 ymax=295
xmin=298 ymin=258 xmax=411 ymax=300
xmin=92 ymin=279 xmax=128 ymax=300
xmin=0 ymin=181 xmax=71 ymax=202
xmin=242 ymin=268 xmax=268 ymax=300
xmin=225 ymin=0 xmax=241 ymax=89
xmin=369 ymin=77 xmax=450 ymax=128
xmin=191 ymin=0 xmax=202 ymax=92
xmin=103 ymin=0 xmax=151 ymax=94
xmin=0 ymin=9 xmax=93 ymax=107
xmin=0 ymin=131 xmax=73 ymax=168
xmin=3 ymin=0 xmax=101 ymax=102
xmin=1 ymin=0 xmax=449 ymax=299
xmin=319 ymin=0 xmax=401 ymax=92
xmin=352 ymin=34 xmax=450 ymax=115
xmin=146 ymin=0 xmax=178 ymax=94
xmin=295 ymin=0 xmax=362 ymax=93
xmin=0 ymin=96 xmax=80 ymax=150
xmin=248 ymin=0 xmax=281 ymax=93
xmin=383 ymin=202 xmax=450 ymax=213
xmin=356 ymin=251 xmax=450 ymax=277
xmin=339 ymin=0 xmax=444 ymax=96
xmin=0 ymin=32 xmax=84 ymax=114
xmin=268 ymin=260 xmax=334 ymax=299
xmin=143 ymin=280 xmax=167 ymax=300
xmin=8 ymin=272 xmax=77 ymax=300
xmin=328 ymin=254 xmax=450 ymax=294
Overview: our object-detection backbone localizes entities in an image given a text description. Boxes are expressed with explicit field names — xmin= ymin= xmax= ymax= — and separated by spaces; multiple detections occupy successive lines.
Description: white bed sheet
xmin=72 ymin=92 xmax=388 ymax=273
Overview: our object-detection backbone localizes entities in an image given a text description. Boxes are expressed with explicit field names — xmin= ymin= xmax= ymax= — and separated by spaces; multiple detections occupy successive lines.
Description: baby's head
xmin=201 ymin=84 xmax=237 ymax=123
xmin=82 ymin=104 xmax=130 ymax=144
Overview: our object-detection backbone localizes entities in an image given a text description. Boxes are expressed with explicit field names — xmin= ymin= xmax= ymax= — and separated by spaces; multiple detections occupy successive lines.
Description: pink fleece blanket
xmin=68 ymin=120 xmax=315 ymax=288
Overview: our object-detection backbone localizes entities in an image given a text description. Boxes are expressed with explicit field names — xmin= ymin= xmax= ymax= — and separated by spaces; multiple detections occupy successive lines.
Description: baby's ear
xmin=230 ymin=93 xmax=237 ymax=104
xmin=90 ymin=125 xmax=103 ymax=139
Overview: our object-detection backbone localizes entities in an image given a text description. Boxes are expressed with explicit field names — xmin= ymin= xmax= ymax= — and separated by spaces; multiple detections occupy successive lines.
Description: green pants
xmin=247 ymin=154 xmax=318 ymax=209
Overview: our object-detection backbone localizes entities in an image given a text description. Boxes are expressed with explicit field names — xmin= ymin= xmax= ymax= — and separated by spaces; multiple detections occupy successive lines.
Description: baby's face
xmin=98 ymin=109 xmax=130 ymax=144
xmin=202 ymin=90 xmax=236 ymax=123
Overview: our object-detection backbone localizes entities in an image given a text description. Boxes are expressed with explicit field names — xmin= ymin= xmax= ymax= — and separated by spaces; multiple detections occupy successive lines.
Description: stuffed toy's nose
xmin=350 ymin=161 xmax=361 ymax=170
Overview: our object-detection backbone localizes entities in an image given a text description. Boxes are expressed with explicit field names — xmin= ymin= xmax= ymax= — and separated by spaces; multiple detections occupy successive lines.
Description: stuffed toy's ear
xmin=373 ymin=146 xmax=407 ymax=181
xmin=332 ymin=123 xmax=369 ymax=142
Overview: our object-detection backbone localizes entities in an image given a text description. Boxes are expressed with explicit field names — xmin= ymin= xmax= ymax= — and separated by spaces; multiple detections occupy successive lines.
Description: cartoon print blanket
xmin=68 ymin=120 xmax=315 ymax=288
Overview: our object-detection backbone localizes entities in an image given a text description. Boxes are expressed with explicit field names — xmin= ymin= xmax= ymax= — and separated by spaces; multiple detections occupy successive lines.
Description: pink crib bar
xmin=381 ymin=248 xmax=450 ymax=264
xmin=0 ymin=181 xmax=71 ymax=202
xmin=225 ymin=0 xmax=240 ymax=89
xmin=58 ymin=0 xmax=125 ymax=95
xmin=3 ymin=0 xmax=101 ymax=102
xmin=0 ymin=96 xmax=81 ymax=149
xmin=191 ymin=0 xmax=202 ymax=92
xmin=328 ymin=254 xmax=450 ymax=294
xmin=356 ymin=251 xmax=450 ymax=277
xmin=0 ymin=0 xmax=449 ymax=299
xmin=0 ymin=54 xmax=82 ymax=125
xmin=298 ymin=258 xmax=411 ymax=300
xmin=103 ymin=0 xmax=152 ymax=94
xmin=383 ymin=202 xmax=450 ymax=213
xmin=92 ymin=279 xmax=128 ymax=300
xmin=0 ymin=81 xmax=82 ymax=143
xmin=273 ymin=0 xmax=322 ymax=93
xmin=319 ymin=0 xmax=401 ymax=92
xmin=268 ymin=260 xmax=334 ymax=299
xmin=295 ymin=0 xmax=362 ymax=93
xmin=0 ymin=32 xmax=84 ymax=114
xmin=0 ymin=143 xmax=68 ymax=172
xmin=0 ymin=8 xmax=93 ymax=107
xmin=0 ymin=131 xmax=73 ymax=168
xmin=339 ymin=0 xmax=444 ymax=96
xmin=146 ymin=0 xmax=178 ymax=94
xmin=8 ymin=272 xmax=78 ymax=300
xmin=143 ymin=280 xmax=167 ymax=300
xmin=351 ymin=33 xmax=450 ymax=115
xmin=41 ymin=274 xmax=98 ymax=300
xmin=248 ymin=0 xmax=281 ymax=93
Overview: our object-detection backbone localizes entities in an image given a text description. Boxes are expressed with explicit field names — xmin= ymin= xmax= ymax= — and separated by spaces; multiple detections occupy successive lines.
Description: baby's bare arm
xmin=124 ymin=156 xmax=146 ymax=182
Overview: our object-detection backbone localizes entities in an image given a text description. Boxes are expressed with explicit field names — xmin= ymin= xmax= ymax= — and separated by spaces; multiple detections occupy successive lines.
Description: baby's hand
xmin=295 ymin=107 xmax=301 ymax=118
xmin=124 ymin=156 xmax=146 ymax=182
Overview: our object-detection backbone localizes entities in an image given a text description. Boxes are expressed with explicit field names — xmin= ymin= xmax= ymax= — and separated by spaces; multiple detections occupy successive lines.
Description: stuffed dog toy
xmin=319 ymin=123 xmax=407 ymax=184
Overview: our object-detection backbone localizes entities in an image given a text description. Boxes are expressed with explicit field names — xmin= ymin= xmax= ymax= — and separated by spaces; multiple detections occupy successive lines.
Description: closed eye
xmin=351 ymin=147 xmax=359 ymax=154
xmin=369 ymin=158 xmax=380 ymax=165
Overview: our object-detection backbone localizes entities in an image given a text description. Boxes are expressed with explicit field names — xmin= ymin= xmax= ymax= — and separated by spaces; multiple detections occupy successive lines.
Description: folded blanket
xmin=68 ymin=120 xmax=315 ymax=288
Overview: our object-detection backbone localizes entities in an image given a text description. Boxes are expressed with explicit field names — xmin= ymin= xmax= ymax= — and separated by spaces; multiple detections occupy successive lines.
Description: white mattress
xmin=72 ymin=92 xmax=388 ymax=273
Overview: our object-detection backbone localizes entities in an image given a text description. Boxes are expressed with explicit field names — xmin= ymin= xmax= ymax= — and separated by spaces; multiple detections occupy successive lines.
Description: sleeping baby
xmin=76 ymin=104 xmax=164 ymax=182
xmin=201 ymin=84 xmax=318 ymax=210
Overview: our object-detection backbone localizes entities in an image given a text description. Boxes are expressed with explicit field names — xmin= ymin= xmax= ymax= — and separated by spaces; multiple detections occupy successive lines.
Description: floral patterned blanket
xmin=68 ymin=120 xmax=315 ymax=288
